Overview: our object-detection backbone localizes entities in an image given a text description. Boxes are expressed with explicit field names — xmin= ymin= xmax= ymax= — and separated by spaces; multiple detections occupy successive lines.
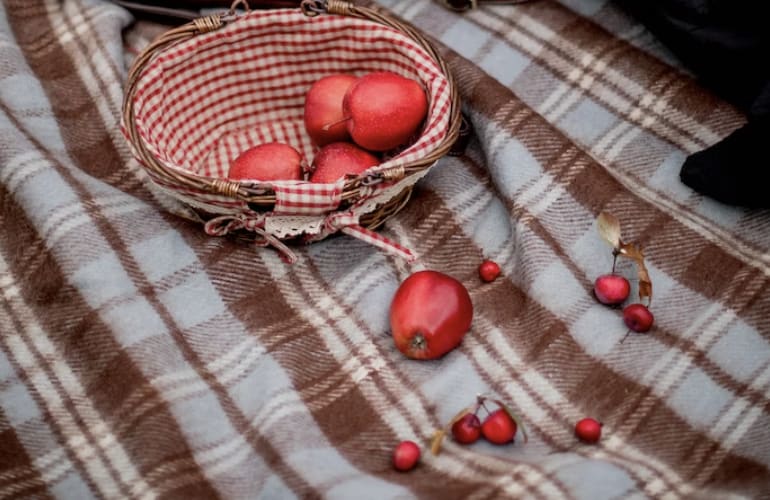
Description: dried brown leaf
xmin=448 ymin=405 xmax=477 ymax=428
xmin=597 ymin=214 xmax=654 ymax=304
xmin=619 ymin=241 xmax=644 ymax=262
xmin=620 ymin=242 xmax=653 ymax=303
xmin=637 ymin=262 xmax=653 ymax=304
xmin=430 ymin=429 xmax=446 ymax=456
xmin=597 ymin=212 xmax=622 ymax=249
xmin=432 ymin=405 xmax=477 ymax=455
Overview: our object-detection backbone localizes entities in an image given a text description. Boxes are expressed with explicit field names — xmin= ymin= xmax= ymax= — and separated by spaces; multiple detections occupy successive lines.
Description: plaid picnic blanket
xmin=1 ymin=0 xmax=769 ymax=498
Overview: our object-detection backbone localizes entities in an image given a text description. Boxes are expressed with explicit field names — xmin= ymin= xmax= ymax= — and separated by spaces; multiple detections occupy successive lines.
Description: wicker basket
xmin=122 ymin=0 xmax=461 ymax=262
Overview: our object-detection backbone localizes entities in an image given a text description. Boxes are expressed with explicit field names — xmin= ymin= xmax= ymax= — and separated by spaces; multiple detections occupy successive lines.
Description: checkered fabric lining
xmin=130 ymin=8 xmax=452 ymax=190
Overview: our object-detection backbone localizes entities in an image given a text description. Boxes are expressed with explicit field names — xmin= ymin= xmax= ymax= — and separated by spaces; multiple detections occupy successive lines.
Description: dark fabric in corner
xmin=616 ymin=0 xmax=770 ymax=207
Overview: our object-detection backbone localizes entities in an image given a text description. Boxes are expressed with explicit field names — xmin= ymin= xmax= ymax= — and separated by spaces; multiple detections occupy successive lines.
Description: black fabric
xmin=679 ymin=117 xmax=770 ymax=208
xmin=616 ymin=0 xmax=770 ymax=208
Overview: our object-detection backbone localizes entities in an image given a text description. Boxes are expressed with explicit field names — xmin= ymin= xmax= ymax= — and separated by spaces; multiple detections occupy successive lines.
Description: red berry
xmin=575 ymin=418 xmax=602 ymax=443
xmin=593 ymin=274 xmax=630 ymax=305
xmin=478 ymin=260 xmax=501 ymax=283
xmin=392 ymin=440 xmax=420 ymax=471
xmin=623 ymin=303 xmax=654 ymax=332
xmin=451 ymin=413 xmax=482 ymax=444
xmin=481 ymin=409 xmax=517 ymax=445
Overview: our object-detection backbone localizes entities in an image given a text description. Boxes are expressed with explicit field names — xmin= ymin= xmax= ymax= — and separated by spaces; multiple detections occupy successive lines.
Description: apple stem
xmin=620 ymin=329 xmax=631 ymax=344
xmin=321 ymin=116 xmax=351 ymax=131
xmin=611 ymin=248 xmax=620 ymax=274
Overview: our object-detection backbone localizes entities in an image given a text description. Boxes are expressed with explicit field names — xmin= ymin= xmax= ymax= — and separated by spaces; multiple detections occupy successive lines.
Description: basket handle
xmin=300 ymin=0 xmax=354 ymax=17
xmin=122 ymin=0 xmax=463 ymax=201
xmin=110 ymin=1 xmax=304 ymax=23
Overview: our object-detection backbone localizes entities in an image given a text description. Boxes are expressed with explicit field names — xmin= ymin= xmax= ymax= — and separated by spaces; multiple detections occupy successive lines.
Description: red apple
xmin=478 ymin=260 xmax=501 ymax=283
xmin=593 ymin=274 xmax=630 ymax=305
xmin=451 ymin=413 xmax=482 ymax=444
xmin=228 ymin=142 xmax=304 ymax=181
xmin=303 ymin=74 xmax=358 ymax=147
xmin=392 ymin=441 xmax=420 ymax=472
xmin=309 ymin=142 xmax=380 ymax=183
xmin=390 ymin=270 xmax=473 ymax=360
xmin=342 ymin=71 xmax=429 ymax=151
xmin=481 ymin=409 xmax=517 ymax=445
xmin=623 ymin=304 xmax=654 ymax=332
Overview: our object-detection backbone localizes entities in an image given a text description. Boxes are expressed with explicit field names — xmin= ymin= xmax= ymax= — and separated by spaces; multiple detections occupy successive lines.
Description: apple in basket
xmin=309 ymin=142 xmax=380 ymax=183
xmin=341 ymin=71 xmax=429 ymax=152
xmin=304 ymin=74 xmax=358 ymax=147
xmin=228 ymin=142 xmax=304 ymax=181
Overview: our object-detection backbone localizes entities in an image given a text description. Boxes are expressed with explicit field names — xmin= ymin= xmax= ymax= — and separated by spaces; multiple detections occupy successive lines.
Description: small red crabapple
xmin=481 ymin=409 xmax=517 ymax=445
xmin=479 ymin=260 xmax=501 ymax=283
xmin=575 ymin=418 xmax=602 ymax=443
xmin=392 ymin=440 xmax=420 ymax=471
xmin=451 ymin=412 xmax=482 ymax=444
xmin=623 ymin=303 xmax=654 ymax=332
xmin=593 ymin=274 xmax=630 ymax=305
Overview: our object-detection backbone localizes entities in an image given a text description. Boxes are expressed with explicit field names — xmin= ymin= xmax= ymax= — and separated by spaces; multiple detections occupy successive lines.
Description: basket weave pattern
xmin=122 ymin=1 xmax=460 ymax=262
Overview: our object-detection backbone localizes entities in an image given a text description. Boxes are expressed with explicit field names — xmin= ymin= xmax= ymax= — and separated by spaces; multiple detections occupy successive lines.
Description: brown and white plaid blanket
xmin=1 ymin=0 xmax=769 ymax=498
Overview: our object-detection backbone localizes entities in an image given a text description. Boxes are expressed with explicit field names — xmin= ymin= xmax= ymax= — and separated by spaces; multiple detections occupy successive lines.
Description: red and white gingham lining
xmin=131 ymin=8 xmax=451 ymax=186
xmin=126 ymin=8 xmax=451 ymax=258
xmin=273 ymin=178 xmax=345 ymax=215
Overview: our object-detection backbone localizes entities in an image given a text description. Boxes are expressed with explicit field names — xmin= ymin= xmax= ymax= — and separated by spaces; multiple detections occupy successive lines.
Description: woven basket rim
xmin=122 ymin=1 xmax=461 ymax=209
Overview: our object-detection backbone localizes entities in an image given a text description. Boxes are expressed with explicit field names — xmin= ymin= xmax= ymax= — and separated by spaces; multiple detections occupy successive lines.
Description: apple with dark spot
xmin=309 ymin=142 xmax=380 ymax=183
